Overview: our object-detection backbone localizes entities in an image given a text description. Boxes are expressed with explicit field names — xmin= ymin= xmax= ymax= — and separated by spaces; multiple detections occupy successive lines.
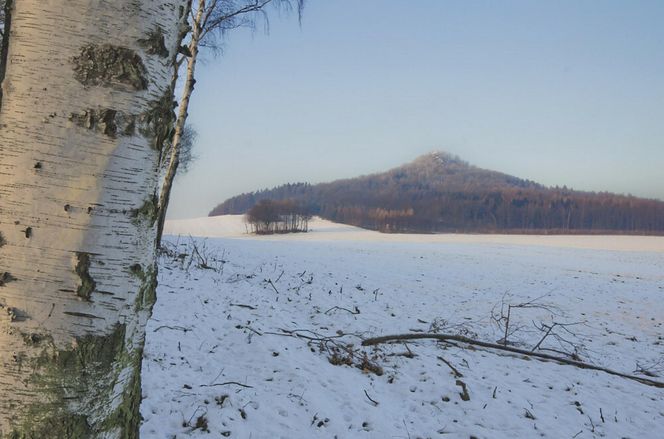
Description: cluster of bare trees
xmin=210 ymin=153 xmax=664 ymax=235
xmin=245 ymin=199 xmax=312 ymax=234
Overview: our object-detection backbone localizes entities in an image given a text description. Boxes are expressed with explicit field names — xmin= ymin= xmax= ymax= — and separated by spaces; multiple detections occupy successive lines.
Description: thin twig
xmin=230 ymin=303 xmax=257 ymax=310
xmin=264 ymin=328 xmax=349 ymax=342
xmin=267 ymin=279 xmax=279 ymax=294
xmin=275 ymin=270 xmax=285 ymax=283
xmin=363 ymin=389 xmax=379 ymax=406
xmin=437 ymin=356 xmax=463 ymax=378
xmin=238 ymin=325 xmax=263 ymax=336
xmin=531 ymin=323 xmax=557 ymax=352
xmin=200 ymin=381 xmax=253 ymax=388
xmin=324 ymin=306 xmax=360 ymax=315
xmin=153 ymin=325 xmax=190 ymax=332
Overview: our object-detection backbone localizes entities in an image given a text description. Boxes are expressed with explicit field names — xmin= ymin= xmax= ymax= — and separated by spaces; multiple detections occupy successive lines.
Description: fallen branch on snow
xmin=362 ymin=333 xmax=664 ymax=389
xmin=363 ymin=389 xmax=379 ymax=406
xmin=264 ymin=328 xmax=348 ymax=341
xmin=324 ymin=306 xmax=360 ymax=315
xmin=229 ymin=303 xmax=257 ymax=310
xmin=200 ymin=381 xmax=253 ymax=389
xmin=153 ymin=325 xmax=191 ymax=332
xmin=437 ymin=355 xmax=463 ymax=378
xmin=267 ymin=279 xmax=280 ymax=295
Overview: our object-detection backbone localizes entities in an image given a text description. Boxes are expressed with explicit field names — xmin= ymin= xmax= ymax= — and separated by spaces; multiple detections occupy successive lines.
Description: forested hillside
xmin=209 ymin=152 xmax=664 ymax=234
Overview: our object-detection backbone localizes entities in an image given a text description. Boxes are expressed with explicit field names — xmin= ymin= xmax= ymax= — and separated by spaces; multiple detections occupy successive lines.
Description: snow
xmin=142 ymin=215 xmax=664 ymax=438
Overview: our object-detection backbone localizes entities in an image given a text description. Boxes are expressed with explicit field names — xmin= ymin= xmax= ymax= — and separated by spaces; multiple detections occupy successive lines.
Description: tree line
xmin=210 ymin=152 xmax=664 ymax=235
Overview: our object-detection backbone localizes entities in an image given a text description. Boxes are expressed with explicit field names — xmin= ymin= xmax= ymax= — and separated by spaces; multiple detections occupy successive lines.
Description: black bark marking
xmin=0 ymin=271 xmax=15 ymax=286
xmin=5 ymin=306 xmax=27 ymax=322
xmin=63 ymin=311 xmax=104 ymax=319
xmin=69 ymin=109 xmax=136 ymax=138
xmin=0 ymin=231 xmax=5 ymax=247
xmin=178 ymin=45 xmax=192 ymax=57
xmin=130 ymin=195 xmax=159 ymax=226
xmin=72 ymin=44 xmax=148 ymax=91
xmin=96 ymin=109 xmax=117 ymax=137
xmin=75 ymin=252 xmax=96 ymax=300
xmin=129 ymin=263 xmax=143 ymax=277
xmin=24 ymin=227 xmax=32 ymax=238
xmin=138 ymin=28 xmax=169 ymax=58
xmin=34 ymin=161 xmax=42 ymax=169
xmin=23 ymin=332 xmax=44 ymax=346
xmin=70 ymin=100 xmax=177 ymax=143
xmin=138 ymin=92 xmax=176 ymax=150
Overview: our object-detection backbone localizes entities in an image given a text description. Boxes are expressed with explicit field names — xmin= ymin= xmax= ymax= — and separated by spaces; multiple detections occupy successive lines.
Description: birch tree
xmin=0 ymin=0 xmax=187 ymax=437
xmin=156 ymin=0 xmax=304 ymax=243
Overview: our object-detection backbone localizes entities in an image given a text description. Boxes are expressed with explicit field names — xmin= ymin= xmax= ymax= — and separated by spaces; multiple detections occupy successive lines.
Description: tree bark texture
xmin=0 ymin=1 xmax=187 ymax=437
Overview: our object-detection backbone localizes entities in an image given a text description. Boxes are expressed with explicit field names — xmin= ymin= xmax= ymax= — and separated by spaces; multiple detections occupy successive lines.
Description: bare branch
xmin=229 ymin=303 xmax=257 ymax=310
xmin=362 ymin=333 xmax=664 ymax=389
xmin=200 ymin=381 xmax=253 ymax=388
xmin=324 ymin=306 xmax=360 ymax=315
xmin=153 ymin=325 xmax=191 ymax=332
xmin=363 ymin=389 xmax=379 ymax=406
xmin=437 ymin=356 xmax=463 ymax=378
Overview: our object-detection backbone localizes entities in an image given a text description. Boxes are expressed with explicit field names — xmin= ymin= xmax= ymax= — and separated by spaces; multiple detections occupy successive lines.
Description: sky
xmin=168 ymin=0 xmax=664 ymax=219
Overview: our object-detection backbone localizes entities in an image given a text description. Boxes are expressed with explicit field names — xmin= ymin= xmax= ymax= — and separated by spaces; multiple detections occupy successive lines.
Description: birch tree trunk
xmin=156 ymin=0 xmax=203 ymax=245
xmin=0 ymin=1 xmax=187 ymax=437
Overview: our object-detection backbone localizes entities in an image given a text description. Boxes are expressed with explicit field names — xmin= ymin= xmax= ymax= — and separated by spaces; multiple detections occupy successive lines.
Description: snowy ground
xmin=140 ymin=216 xmax=664 ymax=439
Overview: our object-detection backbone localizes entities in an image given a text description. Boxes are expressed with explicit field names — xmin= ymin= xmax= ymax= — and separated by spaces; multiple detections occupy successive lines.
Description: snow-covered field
xmin=141 ymin=216 xmax=664 ymax=438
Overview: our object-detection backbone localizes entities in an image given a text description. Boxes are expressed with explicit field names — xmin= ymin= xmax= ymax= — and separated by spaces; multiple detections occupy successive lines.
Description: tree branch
xmin=200 ymin=381 xmax=253 ymax=388
xmin=362 ymin=333 xmax=664 ymax=389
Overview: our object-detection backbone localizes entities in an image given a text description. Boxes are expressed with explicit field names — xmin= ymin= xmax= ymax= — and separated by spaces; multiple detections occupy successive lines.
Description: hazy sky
xmin=168 ymin=0 xmax=664 ymax=219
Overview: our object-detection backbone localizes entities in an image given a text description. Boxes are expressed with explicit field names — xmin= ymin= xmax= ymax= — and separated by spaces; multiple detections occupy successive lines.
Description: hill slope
xmin=209 ymin=152 xmax=664 ymax=234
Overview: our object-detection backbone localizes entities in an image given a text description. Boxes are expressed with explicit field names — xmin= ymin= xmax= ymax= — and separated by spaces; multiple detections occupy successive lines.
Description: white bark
xmin=0 ymin=0 xmax=186 ymax=437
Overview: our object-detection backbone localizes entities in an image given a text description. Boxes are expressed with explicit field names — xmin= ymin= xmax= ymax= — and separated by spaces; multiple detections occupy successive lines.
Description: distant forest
xmin=210 ymin=152 xmax=664 ymax=235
